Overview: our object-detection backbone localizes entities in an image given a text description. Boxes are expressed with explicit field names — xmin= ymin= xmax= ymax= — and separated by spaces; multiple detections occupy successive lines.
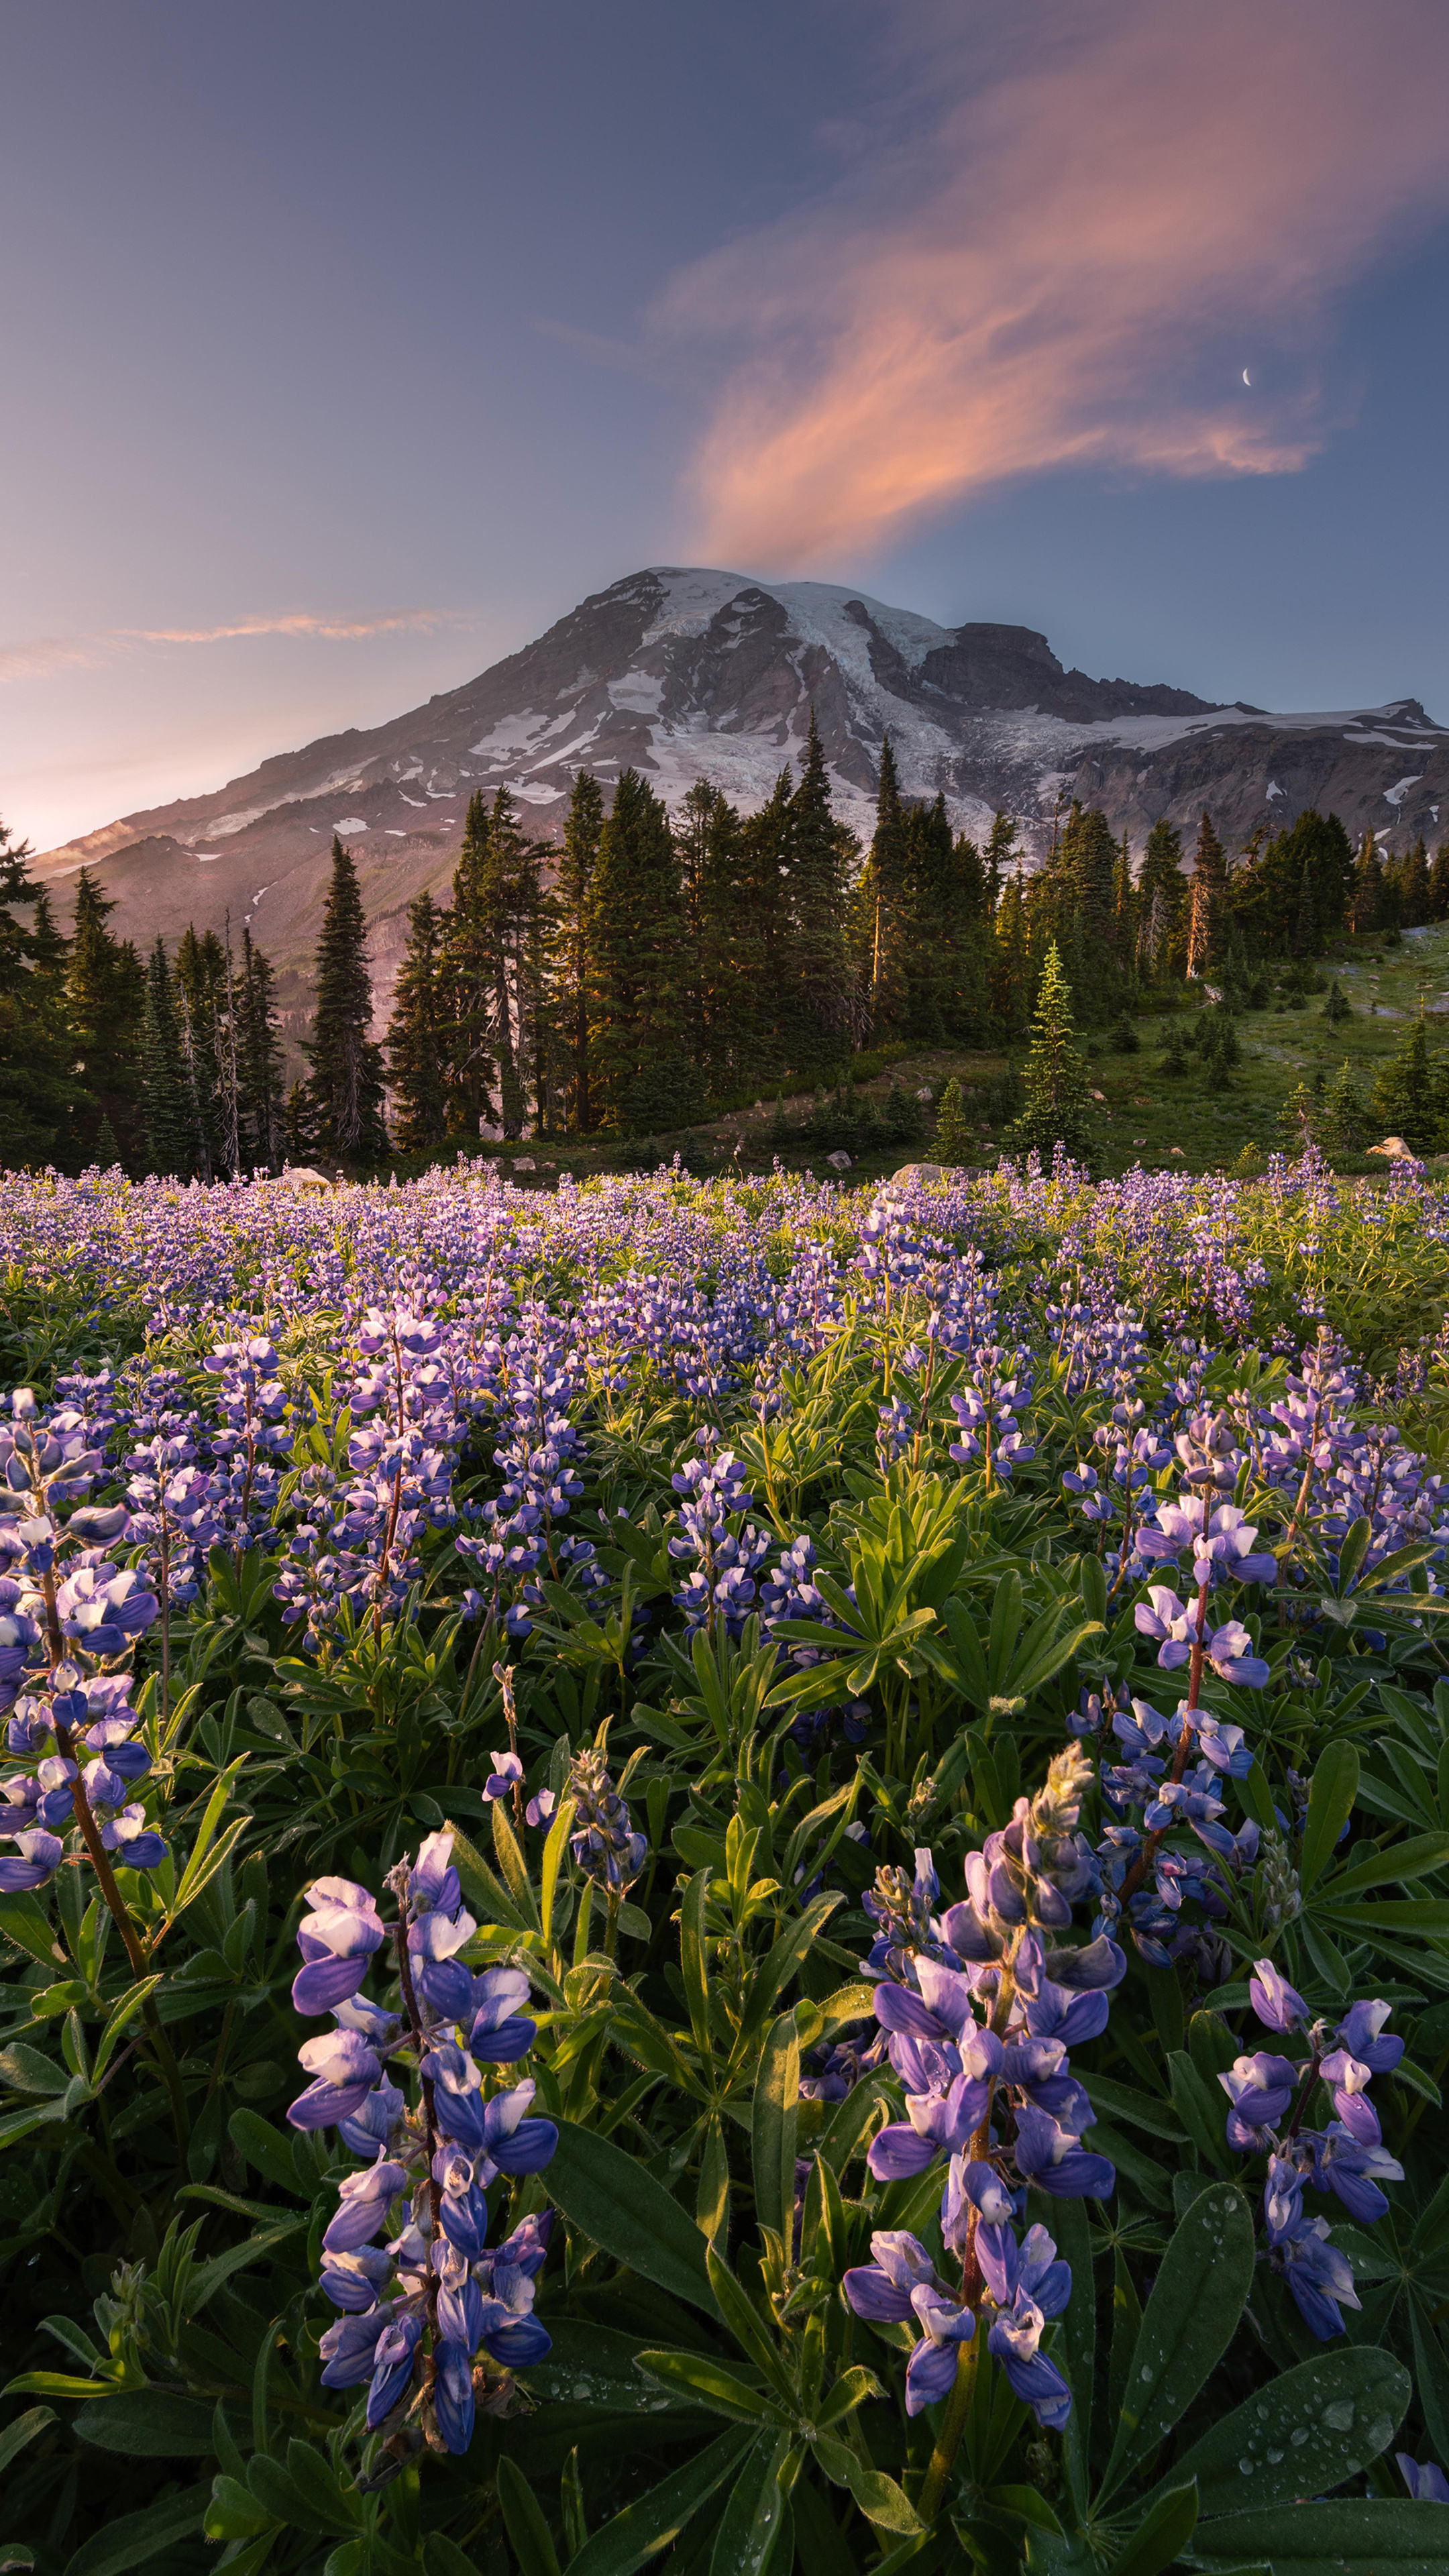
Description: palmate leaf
xmin=1095 ymin=2181 xmax=1255 ymax=2508
xmin=751 ymin=2010 xmax=800 ymax=2248
xmin=546 ymin=2120 xmax=719 ymax=2316
xmin=1148 ymin=2345 xmax=1409 ymax=2518
xmin=61 ymin=2486 xmax=211 ymax=2574
xmin=72 ymin=2388 xmax=218 ymax=2456
xmin=566 ymin=2428 xmax=757 ymax=2576
xmin=1189 ymin=2502 xmax=1449 ymax=2571
xmin=710 ymin=2432 xmax=794 ymax=2576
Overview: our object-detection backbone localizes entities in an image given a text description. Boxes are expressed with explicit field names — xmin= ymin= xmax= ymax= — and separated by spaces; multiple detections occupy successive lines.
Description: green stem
xmin=918 ymin=2332 xmax=979 ymax=2521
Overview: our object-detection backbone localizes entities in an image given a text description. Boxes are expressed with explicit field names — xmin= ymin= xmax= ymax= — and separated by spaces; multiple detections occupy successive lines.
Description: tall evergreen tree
xmin=1430 ymin=841 xmax=1449 ymax=922
xmin=557 ymin=772 xmax=604 ymax=1132
xmin=991 ymin=869 xmax=1032 ymax=1030
xmin=1350 ymin=830 xmax=1385 ymax=936
xmin=0 ymin=822 xmax=77 ymax=1169
xmin=442 ymin=793 xmax=500 ymax=1140
xmin=856 ymin=735 xmax=910 ymax=1032
xmin=1008 ymin=941 xmax=1094 ymax=1165
xmin=175 ymin=924 xmax=226 ymax=1179
xmin=238 ymin=929 xmax=285 ymax=1170
xmin=68 ymin=867 xmax=144 ymax=1169
xmin=1112 ymin=830 xmax=1138 ymax=961
xmin=1185 ymin=809 xmax=1227 ymax=979
xmin=1372 ymin=1012 xmax=1442 ymax=1151
xmin=385 ymin=892 xmax=449 ymax=1156
xmin=678 ymin=778 xmax=756 ymax=1097
xmin=139 ymin=936 xmax=195 ymax=1177
xmin=983 ymin=812 xmax=1018 ymax=920
xmin=1137 ymin=819 xmax=1187 ymax=979
xmin=586 ymin=768 xmax=685 ymax=1130
xmin=304 ymin=837 xmax=386 ymax=1163
xmin=785 ymin=710 xmax=856 ymax=1063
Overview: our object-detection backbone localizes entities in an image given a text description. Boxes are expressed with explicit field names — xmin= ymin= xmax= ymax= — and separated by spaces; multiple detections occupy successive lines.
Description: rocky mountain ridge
xmin=32 ymin=566 xmax=1449 ymax=1019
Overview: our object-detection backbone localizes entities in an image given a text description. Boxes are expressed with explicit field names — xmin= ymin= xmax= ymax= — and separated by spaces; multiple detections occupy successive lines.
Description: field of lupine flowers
xmin=5 ymin=1146 xmax=1449 ymax=2576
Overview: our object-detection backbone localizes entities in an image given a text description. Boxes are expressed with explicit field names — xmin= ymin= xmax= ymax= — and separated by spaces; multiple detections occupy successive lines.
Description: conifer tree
xmin=284 ymin=1081 xmax=313 ymax=1163
xmin=557 ymin=771 xmax=604 ymax=1132
xmin=1008 ymin=941 xmax=1093 ymax=1165
xmin=1185 ymin=809 xmax=1227 ymax=979
xmin=983 ymin=812 xmax=1018 ymax=919
xmin=140 ymin=936 xmax=195 ymax=1177
xmin=1321 ymin=1060 xmax=1368 ymax=1153
xmin=1372 ymin=1012 xmax=1441 ymax=1151
xmin=175 ymin=925 xmax=228 ymax=1177
xmin=304 ymin=837 xmax=386 ymax=1164
xmin=0 ymin=824 xmax=78 ymax=1169
xmin=1430 ymin=841 xmax=1449 ymax=922
xmin=586 ymin=768 xmax=686 ymax=1131
xmin=1112 ymin=830 xmax=1137 ymax=962
xmin=991 ymin=869 xmax=1032 ymax=1030
xmin=786 ymin=711 xmax=855 ymax=1063
xmin=237 ymin=929 xmax=284 ymax=1171
xmin=1277 ymin=1082 xmax=1316 ymax=1153
xmin=68 ymin=868 xmax=144 ymax=1171
xmin=1350 ymin=831 xmax=1384 ymax=936
xmin=442 ymin=793 xmax=500 ymax=1139
xmin=738 ymin=769 xmax=795 ymax=1077
xmin=1137 ymin=819 xmax=1187 ymax=980
xmin=678 ymin=778 xmax=754 ymax=1096
xmin=930 ymin=1077 xmax=977 ymax=1167
xmin=857 ymin=735 xmax=909 ymax=1032
xmin=385 ymin=892 xmax=449 ymax=1157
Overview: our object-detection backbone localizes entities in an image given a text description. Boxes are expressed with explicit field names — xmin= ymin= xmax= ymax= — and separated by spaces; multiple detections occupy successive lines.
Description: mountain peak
xmin=33 ymin=566 xmax=1448 ymax=1026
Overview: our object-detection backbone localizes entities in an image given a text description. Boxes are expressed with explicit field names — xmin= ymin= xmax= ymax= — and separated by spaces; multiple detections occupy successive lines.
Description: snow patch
xmin=1265 ymin=780 xmax=1284 ymax=800
xmin=1383 ymin=776 xmax=1424 ymax=807
xmin=333 ymin=818 xmax=370 ymax=833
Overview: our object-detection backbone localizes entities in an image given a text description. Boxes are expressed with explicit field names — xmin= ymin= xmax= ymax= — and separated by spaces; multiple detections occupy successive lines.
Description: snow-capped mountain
xmin=32 ymin=566 xmax=1449 ymax=1018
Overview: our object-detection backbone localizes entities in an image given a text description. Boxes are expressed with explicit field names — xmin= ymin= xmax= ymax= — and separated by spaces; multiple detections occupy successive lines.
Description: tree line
xmin=5 ymin=722 xmax=1448 ymax=1172
xmin=0 ymin=825 xmax=285 ymax=1179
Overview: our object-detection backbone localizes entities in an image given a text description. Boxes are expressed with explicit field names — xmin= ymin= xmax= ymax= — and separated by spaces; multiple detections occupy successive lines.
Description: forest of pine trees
xmin=7 ymin=724 xmax=1449 ymax=1175
xmin=0 ymin=817 xmax=290 ymax=1180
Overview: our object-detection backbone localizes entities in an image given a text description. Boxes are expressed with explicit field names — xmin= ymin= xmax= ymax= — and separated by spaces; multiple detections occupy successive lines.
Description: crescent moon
xmin=1243 ymin=369 xmax=1252 ymax=386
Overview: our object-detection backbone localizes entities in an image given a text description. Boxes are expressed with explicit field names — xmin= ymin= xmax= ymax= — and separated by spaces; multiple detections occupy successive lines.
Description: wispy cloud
xmin=0 ymin=606 xmax=456 ymax=684
xmin=655 ymin=0 xmax=1449 ymax=567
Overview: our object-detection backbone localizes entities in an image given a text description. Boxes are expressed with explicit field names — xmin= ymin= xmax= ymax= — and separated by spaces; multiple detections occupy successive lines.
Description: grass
xmin=369 ymin=926 xmax=1449 ymax=1193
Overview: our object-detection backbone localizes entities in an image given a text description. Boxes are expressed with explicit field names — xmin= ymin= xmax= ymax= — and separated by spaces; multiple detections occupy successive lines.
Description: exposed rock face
xmin=33 ymin=568 xmax=1448 ymax=1028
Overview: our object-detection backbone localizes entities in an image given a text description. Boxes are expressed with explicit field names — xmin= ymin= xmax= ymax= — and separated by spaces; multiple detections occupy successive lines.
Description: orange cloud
xmin=0 ymin=607 xmax=455 ymax=684
xmin=657 ymin=1 xmax=1449 ymax=566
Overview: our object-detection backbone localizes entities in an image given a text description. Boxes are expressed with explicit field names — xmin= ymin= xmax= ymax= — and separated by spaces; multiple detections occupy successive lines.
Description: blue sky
xmin=4 ymin=0 xmax=1448 ymax=849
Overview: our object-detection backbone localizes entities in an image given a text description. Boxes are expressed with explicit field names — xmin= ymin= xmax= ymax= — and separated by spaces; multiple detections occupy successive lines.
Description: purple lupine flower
xmin=1398 ymin=2456 xmax=1449 ymax=2503
xmin=905 ymin=2283 xmax=976 ymax=2411
xmin=1318 ymin=2047 xmax=1383 ymax=2146
xmin=319 ymin=2304 xmax=394 ymax=2389
xmin=482 ymin=1750 xmax=523 ymax=1803
xmin=293 ymin=1876 xmax=386 ymax=2015
xmin=408 ymin=1903 xmax=478 ymax=2018
xmin=468 ymin=1967 xmax=536 ymax=2063
xmin=986 ymin=2296 xmax=1073 ymax=2431
xmin=319 ymin=2245 xmax=394 ymax=2312
xmin=367 ymin=2311 xmax=424 ymax=2427
xmin=526 ymin=1788 xmax=557 ymax=1827
xmin=99 ymin=1805 xmax=168 ymax=1867
xmin=0 ymin=1826 xmax=62 ymax=1892
xmin=321 ymin=2155 xmax=408 ymax=2252
xmin=1278 ymin=2217 xmax=1360 ymax=2339
xmin=842 ymin=2229 xmax=939 ymax=2322
xmin=1219 ymin=2053 xmax=1298 ymax=2149
xmin=433 ymin=2340 xmax=475 ymax=2455
xmin=1012 ymin=2104 xmax=1116 ymax=2198
xmin=1336 ymin=1999 xmax=1404 ymax=2074
xmin=288 ymin=2027 xmax=382 ymax=2131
